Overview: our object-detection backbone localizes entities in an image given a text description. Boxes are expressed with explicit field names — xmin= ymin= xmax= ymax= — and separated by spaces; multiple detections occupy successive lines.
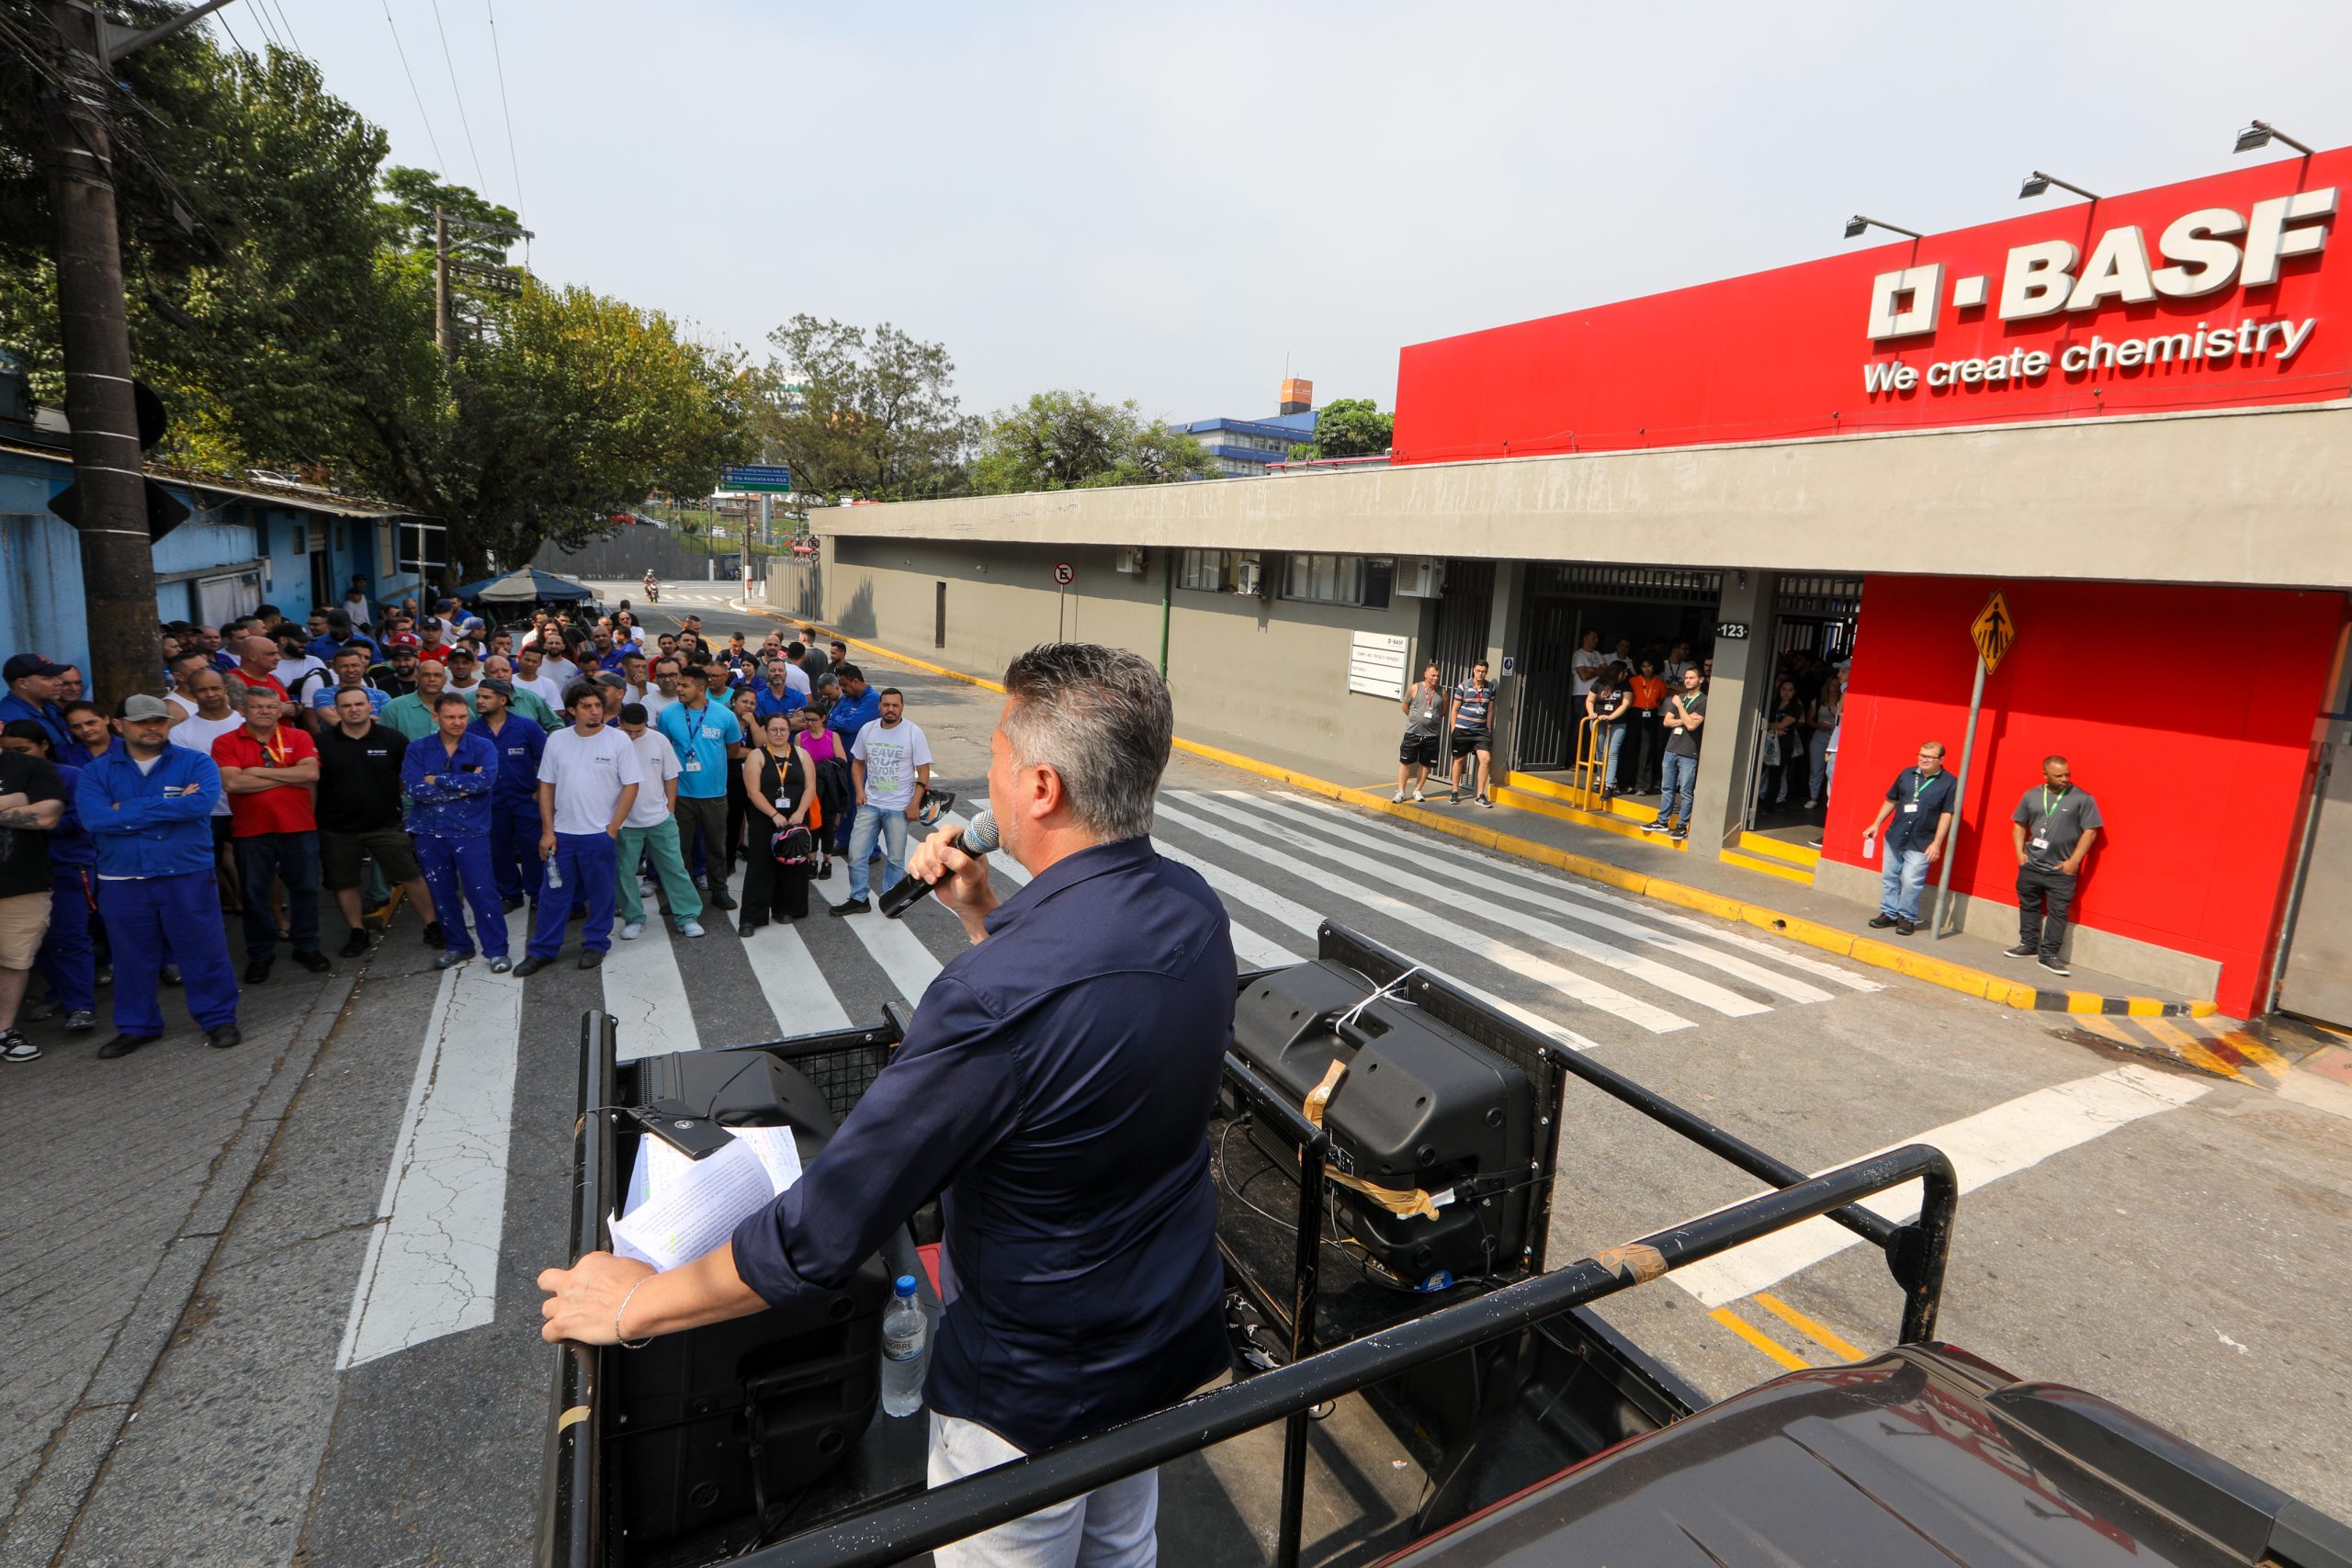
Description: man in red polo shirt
xmin=224 ymin=633 xmax=291 ymax=705
xmin=212 ymin=687 xmax=332 ymax=983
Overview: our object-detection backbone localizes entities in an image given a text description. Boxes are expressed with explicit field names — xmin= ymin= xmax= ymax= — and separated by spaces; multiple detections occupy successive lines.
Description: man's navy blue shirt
xmin=729 ymin=834 xmax=1236 ymax=1454
xmin=1882 ymin=765 xmax=1958 ymax=854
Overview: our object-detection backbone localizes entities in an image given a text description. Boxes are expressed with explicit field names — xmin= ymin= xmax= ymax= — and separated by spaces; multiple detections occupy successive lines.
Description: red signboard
xmin=1393 ymin=149 xmax=2352 ymax=466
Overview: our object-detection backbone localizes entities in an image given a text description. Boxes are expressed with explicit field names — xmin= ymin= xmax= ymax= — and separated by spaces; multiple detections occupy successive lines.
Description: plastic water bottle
xmin=879 ymin=1274 xmax=927 ymax=1416
xmin=544 ymin=852 xmax=562 ymax=889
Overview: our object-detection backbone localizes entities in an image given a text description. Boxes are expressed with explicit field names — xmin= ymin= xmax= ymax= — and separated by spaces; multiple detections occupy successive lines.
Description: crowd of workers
xmin=0 ymin=593 xmax=939 ymax=1064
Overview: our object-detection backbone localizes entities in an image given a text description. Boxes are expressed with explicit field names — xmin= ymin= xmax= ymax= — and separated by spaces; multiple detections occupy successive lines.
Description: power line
xmin=425 ymin=0 xmax=487 ymax=193
xmin=380 ymin=2 xmax=447 ymax=175
xmin=263 ymin=0 xmax=305 ymax=56
xmin=484 ymin=0 xmax=526 ymax=231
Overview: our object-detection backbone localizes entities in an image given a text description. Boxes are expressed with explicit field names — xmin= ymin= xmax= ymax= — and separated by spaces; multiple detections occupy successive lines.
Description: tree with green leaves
xmin=971 ymin=390 xmax=1216 ymax=493
xmin=1286 ymin=397 xmax=1393 ymax=461
xmin=750 ymin=316 xmax=975 ymax=501
xmin=0 ymin=31 xmax=752 ymax=574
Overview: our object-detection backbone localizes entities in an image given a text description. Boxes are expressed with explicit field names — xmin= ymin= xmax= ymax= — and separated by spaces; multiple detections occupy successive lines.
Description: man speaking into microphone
xmin=538 ymin=643 xmax=1235 ymax=1567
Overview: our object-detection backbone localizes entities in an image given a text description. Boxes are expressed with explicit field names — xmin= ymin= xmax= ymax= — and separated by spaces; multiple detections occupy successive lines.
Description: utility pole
xmin=32 ymin=0 xmax=240 ymax=705
xmin=434 ymin=207 xmax=453 ymax=363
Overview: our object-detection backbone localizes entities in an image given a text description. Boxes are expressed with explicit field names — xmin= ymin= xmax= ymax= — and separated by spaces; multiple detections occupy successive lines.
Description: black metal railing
xmin=737 ymin=1141 xmax=1958 ymax=1568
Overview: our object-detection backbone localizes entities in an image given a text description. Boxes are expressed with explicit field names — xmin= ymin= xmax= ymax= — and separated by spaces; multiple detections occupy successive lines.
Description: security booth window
xmin=1283 ymin=553 xmax=1393 ymax=609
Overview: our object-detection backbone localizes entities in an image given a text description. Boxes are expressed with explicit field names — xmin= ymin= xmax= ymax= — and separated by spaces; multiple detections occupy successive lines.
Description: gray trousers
xmin=673 ymin=793 xmax=732 ymax=884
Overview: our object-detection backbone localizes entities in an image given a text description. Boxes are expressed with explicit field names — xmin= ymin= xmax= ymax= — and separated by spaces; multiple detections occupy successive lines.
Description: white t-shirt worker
xmin=852 ymin=718 xmax=932 ymax=811
xmin=540 ymin=724 xmax=643 ymax=836
xmin=623 ymin=728 xmax=683 ymax=830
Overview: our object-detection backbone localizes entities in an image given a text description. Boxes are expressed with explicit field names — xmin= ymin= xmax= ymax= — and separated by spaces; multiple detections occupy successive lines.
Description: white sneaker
xmin=1412 ymin=788 xmax=1426 ymax=802
xmin=678 ymin=919 xmax=706 ymax=938
xmin=1392 ymin=791 xmax=1407 ymax=803
xmin=638 ymin=877 xmax=657 ymax=897
xmin=619 ymin=921 xmax=645 ymax=941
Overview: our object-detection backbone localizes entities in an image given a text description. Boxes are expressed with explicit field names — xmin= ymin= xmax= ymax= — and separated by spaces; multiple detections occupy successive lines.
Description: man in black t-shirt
xmin=0 ymin=746 xmax=66 ymax=1060
xmin=314 ymin=687 xmax=441 ymax=959
xmin=1645 ymin=666 xmax=1708 ymax=840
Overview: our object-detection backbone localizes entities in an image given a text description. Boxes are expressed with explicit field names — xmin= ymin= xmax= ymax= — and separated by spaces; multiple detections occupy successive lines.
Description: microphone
xmin=879 ymin=811 xmax=999 ymax=919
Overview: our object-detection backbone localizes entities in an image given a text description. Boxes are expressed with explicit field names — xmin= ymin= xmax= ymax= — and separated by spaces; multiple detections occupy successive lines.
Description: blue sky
xmin=254 ymin=1 xmax=2352 ymax=423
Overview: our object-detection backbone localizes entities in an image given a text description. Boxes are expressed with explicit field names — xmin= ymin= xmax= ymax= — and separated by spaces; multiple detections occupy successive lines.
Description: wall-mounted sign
xmin=1052 ymin=561 xmax=1074 ymax=587
xmin=1500 ymin=654 xmax=1517 ymax=676
xmin=1347 ymin=631 xmax=1411 ymax=701
xmin=1715 ymin=621 xmax=1748 ymax=640
xmin=1394 ymin=153 xmax=2349 ymax=466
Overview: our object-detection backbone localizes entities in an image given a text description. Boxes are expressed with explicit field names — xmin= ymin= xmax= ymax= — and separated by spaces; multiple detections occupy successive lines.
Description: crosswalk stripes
xmin=743 ymin=923 xmax=851 ymax=1032
xmin=1179 ymin=791 xmax=1768 ymax=1019
xmin=1278 ymin=794 xmax=1880 ymax=993
xmin=1198 ymin=792 xmax=1838 ymax=1007
xmin=1146 ymin=818 xmax=1605 ymax=1055
xmin=603 ymin=899 xmax=702 ymax=1063
xmin=812 ymin=857 xmax=946 ymax=1006
xmin=338 ymin=908 xmax=529 ymax=1370
xmin=1155 ymin=797 xmax=1695 ymax=1033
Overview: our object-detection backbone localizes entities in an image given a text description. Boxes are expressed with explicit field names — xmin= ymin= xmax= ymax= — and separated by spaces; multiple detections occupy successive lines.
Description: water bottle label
xmin=884 ymin=1343 xmax=922 ymax=1361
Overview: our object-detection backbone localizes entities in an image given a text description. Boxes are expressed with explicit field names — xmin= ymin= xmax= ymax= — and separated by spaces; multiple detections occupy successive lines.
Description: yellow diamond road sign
xmin=1971 ymin=591 xmax=2018 ymax=672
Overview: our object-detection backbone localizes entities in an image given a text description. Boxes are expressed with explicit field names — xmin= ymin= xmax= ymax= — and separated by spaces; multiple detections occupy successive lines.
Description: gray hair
xmin=999 ymin=643 xmax=1172 ymax=842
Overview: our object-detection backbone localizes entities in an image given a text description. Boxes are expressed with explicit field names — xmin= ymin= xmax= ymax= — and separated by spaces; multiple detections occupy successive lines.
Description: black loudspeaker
xmin=609 ymin=1050 xmax=889 ymax=1549
xmin=1232 ymin=960 xmax=1534 ymax=1286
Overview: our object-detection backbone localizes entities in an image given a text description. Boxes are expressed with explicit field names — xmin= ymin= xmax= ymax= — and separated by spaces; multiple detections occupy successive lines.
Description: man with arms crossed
xmin=539 ymin=644 xmax=1234 ymax=1567
xmin=315 ymin=686 xmax=440 ymax=959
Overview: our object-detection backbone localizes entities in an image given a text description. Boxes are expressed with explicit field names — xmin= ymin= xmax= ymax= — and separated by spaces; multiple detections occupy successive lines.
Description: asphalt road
xmin=6 ymin=583 xmax=2346 ymax=1567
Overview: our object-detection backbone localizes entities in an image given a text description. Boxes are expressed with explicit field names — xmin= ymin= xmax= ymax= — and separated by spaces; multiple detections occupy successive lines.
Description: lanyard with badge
xmin=1902 ymin=768 xmax=1933 ymax=816
xmin=2031 ymin=786 xmax=2066 ymax=853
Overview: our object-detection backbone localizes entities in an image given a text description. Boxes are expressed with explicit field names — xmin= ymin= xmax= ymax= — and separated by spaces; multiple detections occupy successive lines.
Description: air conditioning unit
xmin=1397 ymin=558 xmax=1445 ymax=598
xmin=1232 ymin=556 xmax=1265 ymax=598
xmin=1114 ymin=546 xmax=1146 ymax=574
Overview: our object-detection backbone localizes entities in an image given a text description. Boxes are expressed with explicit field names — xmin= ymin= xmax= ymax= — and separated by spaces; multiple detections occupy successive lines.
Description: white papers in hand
xmin=609 ymin=1124 xmax=805 ymax=1271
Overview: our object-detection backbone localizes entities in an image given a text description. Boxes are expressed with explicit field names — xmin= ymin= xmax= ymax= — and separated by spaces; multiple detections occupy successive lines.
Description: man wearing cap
xmin=370 ymin=642 xmax=421 ymax=699
xmin=514 ymin=686 xmax=640 ymax=976
xmin=443 ymin=644 xmax=484 ymax=697
xmin=404 ymin=693 xmax=511 ymax=971
xmin=481 ymin=655 xmax=560 ymax=728
xmin=79 ymin=694 xmax=242 ymax=1055
xmin=614 ymin=702 xmax=704 ymax=942
xmin=1 ymin=654 xmax=74 ymax=757
xmin=213 ymin=687 xmax=331 ymax=984
xmin=470 ymin=679 xmax=548 ymax=910
xmin=380 ymin=659 xmax=470 ymax=740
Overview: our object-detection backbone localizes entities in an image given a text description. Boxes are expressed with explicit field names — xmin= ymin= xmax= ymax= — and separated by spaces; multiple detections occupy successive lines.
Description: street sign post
xmin=1932 ymin=592 xmax=2018 ymax=938
xmin=1052 ymin=561 xmax=1074 ymax=586
xmin=718 ymin=465 xmax=795 ymax=493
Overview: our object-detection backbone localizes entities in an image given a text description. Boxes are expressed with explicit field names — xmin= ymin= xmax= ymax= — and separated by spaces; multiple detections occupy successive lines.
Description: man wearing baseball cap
xmin=1 ymin=654 xmax=74 ymax=757
xmin=77 ymin=694 xmax=241 ymax=1055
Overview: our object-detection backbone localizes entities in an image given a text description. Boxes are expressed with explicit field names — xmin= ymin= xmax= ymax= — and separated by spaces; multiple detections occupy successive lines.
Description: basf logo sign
xmin=1393 ymin=152 xmax=2349 ymax=465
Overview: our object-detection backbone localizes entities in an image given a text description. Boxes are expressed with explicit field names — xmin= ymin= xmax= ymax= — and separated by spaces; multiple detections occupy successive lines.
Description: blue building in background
xmin=0 ymin=356 xmax=434 ymax=675
xmin=1170 ymin=377 xmax=1320 ymax=479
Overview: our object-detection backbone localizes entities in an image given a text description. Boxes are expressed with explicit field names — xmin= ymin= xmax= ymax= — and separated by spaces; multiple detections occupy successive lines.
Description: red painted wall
xmin=1394 ymin=148 xmax=2352 ymax=465
xmin=1826 ymin=578 xmax=2346 ymax=1014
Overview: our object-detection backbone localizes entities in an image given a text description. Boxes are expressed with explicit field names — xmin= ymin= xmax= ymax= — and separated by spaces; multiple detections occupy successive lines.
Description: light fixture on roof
xmin=1843 ymin=215 xmax=1925 ymax=242
xmin=2018 ymin=171 xmax=2100 ymax=202
xmin=2234 ymin=119 xmax=2315 ymax=156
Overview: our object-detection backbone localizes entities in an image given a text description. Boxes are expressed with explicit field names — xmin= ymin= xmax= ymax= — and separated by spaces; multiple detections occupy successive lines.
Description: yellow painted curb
xmin=1736 ymin=831 xmax=1822 ymax=870
xmin=1718 ymin=848 xmax=1815 ymax=885
xmin=775 ymin=620 xmax=2221 ymax=1021
xmin=1492 ymin=786 xmax=1690 ymax=850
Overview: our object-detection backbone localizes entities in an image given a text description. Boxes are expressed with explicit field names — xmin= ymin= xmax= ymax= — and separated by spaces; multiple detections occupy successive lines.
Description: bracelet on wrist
xmin=615 ymin=1275 xmax=654 ymax=1348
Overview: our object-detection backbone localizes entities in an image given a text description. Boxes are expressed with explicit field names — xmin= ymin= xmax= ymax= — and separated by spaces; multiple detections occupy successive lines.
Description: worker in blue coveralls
xmin=469 ymin=679 xmax=548 ymax=911
xmin=76 ymin=694 xmax=242 ymax=1057
xmin=401 ymin=692 xmax=511 ymax=972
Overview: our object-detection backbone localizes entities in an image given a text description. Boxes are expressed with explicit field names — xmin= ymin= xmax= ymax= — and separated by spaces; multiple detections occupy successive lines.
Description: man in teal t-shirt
xmin=651 ymin=664 xmax=743 ymax=908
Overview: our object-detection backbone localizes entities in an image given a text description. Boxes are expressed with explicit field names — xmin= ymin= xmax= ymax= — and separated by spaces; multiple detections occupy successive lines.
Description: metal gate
xmin=1430 ymin=559 xmax=1495 ymax=687
xmin=2276 ymin=731 xmax=2352 ymax=1024
xmin=1516 ymin=599 xmax=1581 ymax=770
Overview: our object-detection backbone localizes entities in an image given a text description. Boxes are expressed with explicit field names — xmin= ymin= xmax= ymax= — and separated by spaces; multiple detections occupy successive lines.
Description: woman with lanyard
xmin=738 ymin=711 xmax=816 ymax=935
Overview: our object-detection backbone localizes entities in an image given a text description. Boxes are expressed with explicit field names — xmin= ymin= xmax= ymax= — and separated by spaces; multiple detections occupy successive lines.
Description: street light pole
xmin=35 ymin=0 xmax=165 ymax=704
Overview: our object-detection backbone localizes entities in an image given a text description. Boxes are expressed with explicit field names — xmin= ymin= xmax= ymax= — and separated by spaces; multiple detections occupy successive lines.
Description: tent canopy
xmin=456 ymin=567 xmax=595 ymax=604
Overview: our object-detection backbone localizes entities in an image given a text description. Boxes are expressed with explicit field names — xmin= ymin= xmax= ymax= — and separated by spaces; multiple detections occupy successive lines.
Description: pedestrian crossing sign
xmin=1971 ymin=591 xmax=2018 ymax=672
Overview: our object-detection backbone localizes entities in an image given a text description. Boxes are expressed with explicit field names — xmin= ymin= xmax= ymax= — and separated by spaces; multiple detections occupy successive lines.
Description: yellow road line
xmin=1753 ymin=1292 xmax=1867 ymax=1362
xmin=2072 ymin=1014 xmax=2139 ymax=1047
xmin=2217 ymin=1029 xmax=2293 ymax=1080
xmin=1708 ymin=1305 xmax=1810 ymax=1371
xmin=2136 ymin=1017 xmax=2244 ymax=1080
